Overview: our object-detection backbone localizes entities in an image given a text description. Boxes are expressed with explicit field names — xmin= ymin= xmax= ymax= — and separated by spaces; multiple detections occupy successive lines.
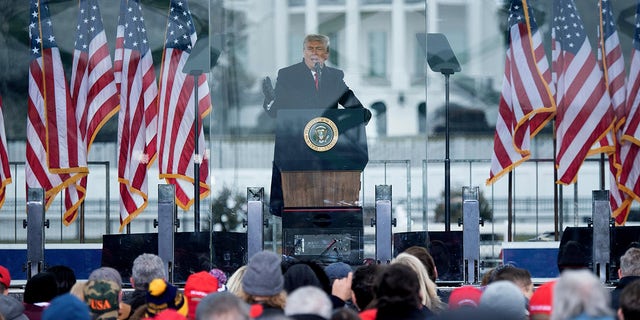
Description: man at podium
xmin=262 ymin=34 xmax=371 ymax=216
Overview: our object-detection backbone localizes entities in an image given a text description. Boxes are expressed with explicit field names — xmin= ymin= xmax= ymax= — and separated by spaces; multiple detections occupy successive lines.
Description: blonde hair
xmin=69 ymin=281 xmax=87 ymax=301
xmin=238 ymin=290 xmax=287 ymax=309
xmin=227 ymin=266 xmax=247 ymax=297
xmin=392 ymin=253 xmax=443 ymax=312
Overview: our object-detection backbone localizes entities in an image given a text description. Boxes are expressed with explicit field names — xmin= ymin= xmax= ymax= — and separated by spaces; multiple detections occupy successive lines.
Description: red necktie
xmin=314 ymin=72 xmax=319 ymax=90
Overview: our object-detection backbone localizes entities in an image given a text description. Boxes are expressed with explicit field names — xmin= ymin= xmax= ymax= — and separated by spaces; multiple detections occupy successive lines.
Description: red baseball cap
xmin=0 ymin=265 xmax=10 ymax=288
xmin=448 ymin=285 xmax=482 ymax=309
xmin=529 ymin=280 xmax=556 ymax=316
xmin=184 ymin=271 xmax=218 ymax=320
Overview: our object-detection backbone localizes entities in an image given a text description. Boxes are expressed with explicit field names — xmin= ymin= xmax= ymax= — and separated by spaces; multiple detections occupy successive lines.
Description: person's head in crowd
xmin=551 ymin=269 xmax=613 ymax=320
xmin=131 ymin=253 xmax=166 ymax=290
xmin=618 ymin=247 xmax=640 ymax=279
xmin=284 ymin=286 xmax=332 ymax=320
xmin=330 ymin=308 xmax=360 ymax=320
xmin=145 ymin=278 xmax=188 ymax=318
xmin=448 ymin=285 xmax=482 ymax=310
xmin=373 ymin=263 xmax=422 ymax=317
xmin=208 ymin=268 xmax=227 ymax=291
xmin=45 ymin=265 xmax=76 ymax=296
xmin=479 ymin=280 xmax=528 ymax=320
xmin=89 ymin=267 xmax=123 ymax=289
xmin=0 ymin=266 xmax=28 ymax=320
xmin=557 ymin=241 xmax=590 ymax=273
xmin=618 ymin=279 xmax=640 ymax=320
xmin=283 ymin=264 xmax=322 ymax=294
xmin=226 ymin=266 xmax=247 ymax=297
xmin=70 ymin=281 xmax=87 ymax=301
xmin=0 ymin=265 xmax=10 ymax=295
xmin=350 ymin=264 xmax=380 ymax=311
xmin=23 ymin=271 xmax=58 ymax=304
xmin=480 ymin=268 xmax=495 ymax=286
xmin=22 ymin=271 xmax=59 ymax=320
xmin=83 ymin=280 xmax=121 ymax=320
xmin=529 ymin=280 xmax=556 ymax=320
xmin=403 ymin=246 xmax=438 ymax=282
xmin=153 ymin=309 xmax=187 ymax=320
xmin=491 ymin=265 xmax=534 ymax=299
xmin=0 ymin=299 xmax=28 ymax=320
xmin=184 ymin=271 xmax=219 ymax=320
xmin=324 ymin=262 xmax=352 ymax=287
xmin=42 ymin=293 xmax=90 ymax=320
xmin=240 ymin=251 xmax=286 ymax=310
xmin=391 ymin=252 xmax=443 ymax=312
xmin=195 ymin=292 xmax=250 ymax=320
xmin=282 ymin=260 xmax=331 ymax=295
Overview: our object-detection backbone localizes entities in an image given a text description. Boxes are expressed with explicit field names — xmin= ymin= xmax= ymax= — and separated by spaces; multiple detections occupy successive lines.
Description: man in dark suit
xmin=262 ymin=34 xmax=371 ymax=216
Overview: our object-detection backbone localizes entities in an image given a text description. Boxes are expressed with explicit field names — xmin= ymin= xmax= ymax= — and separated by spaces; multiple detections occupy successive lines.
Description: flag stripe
xmin=0 ymin=96 xmax=12 ymax=209
xmin=116 ymin=0 xmax=158 ymax=231
xmin=27 ymin=0 xmax=87 ymax=218
xmin=488 ymin=0 xmax=555 ymax=185
xmin=553 ymin=0 xmax=613 ymax=185
xmin=158 ymin=0 xmax=211 ymax=209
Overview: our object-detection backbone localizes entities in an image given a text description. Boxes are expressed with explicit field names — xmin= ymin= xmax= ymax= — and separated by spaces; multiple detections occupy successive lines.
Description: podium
xmin=275 ymin=108 xmax=368 ymax=207
xmin=275 ymin=108 xmax=368 ymax=264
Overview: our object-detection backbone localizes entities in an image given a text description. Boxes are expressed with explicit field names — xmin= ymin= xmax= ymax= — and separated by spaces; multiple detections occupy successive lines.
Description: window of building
xmin=368 ymin=31 xmax=387 ymax=78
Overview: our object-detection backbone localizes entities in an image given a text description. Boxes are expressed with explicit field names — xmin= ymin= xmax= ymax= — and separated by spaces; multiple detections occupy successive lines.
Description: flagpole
xmin=553 ymin=119 xmax=559 ymax=241
xmin=599 ymin=154 xmax=605 ymax=190
xmin=507 ymin=172 xmax=513 ymax=242
xmin=193 ymin=73 xmax=201 ymax=232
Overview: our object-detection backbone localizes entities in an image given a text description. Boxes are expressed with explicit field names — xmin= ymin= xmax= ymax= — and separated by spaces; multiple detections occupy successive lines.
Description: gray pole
xmin=193 ymin=73 xmax=201 ymax=232
xmin=444 ymin=73 xmax=451 ymax=231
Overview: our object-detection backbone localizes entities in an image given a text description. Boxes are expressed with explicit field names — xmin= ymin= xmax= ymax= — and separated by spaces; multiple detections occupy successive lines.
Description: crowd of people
xmin=1 ymin=244 xmax=639 ymax=320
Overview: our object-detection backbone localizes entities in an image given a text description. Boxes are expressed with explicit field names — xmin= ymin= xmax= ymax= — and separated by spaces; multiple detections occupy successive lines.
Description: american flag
xmin=552 ymin=0 xmax=613 ymax=185
xmin=116 ymin=0 xmax=158 ymax=231
xmin=26 ymin=0 xmax=88 ymax=214
xmin=0 ymin=96 xmax=12 ymax=209
xmin=620 ymin=0 xmax=640 ymax=225
xmin=66 ymin=0 xmax=120 ymax=224
xmin=158 ymin=0 xmax=211 ymax=210
xmin=598 ymin=0 xmax=631 ymax=224
xmin=487 ymin=0 xmax=555 ymax=185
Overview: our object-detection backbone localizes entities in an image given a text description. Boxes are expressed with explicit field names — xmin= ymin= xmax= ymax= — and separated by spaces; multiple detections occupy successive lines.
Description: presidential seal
xmin=304 ymin=117 xmax=339 ymax=152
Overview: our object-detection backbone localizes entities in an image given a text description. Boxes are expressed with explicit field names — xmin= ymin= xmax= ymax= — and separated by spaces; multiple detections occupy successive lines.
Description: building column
xmin=468 ymin=0 xmax=481 ymax=76
xmin=275 ymin=0 xmax=289 ymax=69
xmin=391 ymin=0 xmax=408 ymax=90
xmin=305 ymin=0 xmax=319 ymax=35
xmin=345 ymin=0 xmax=360 ymax=86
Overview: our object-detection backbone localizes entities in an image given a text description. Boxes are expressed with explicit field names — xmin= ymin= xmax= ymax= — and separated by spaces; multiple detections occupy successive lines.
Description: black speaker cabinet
xmin=393 ymin=231 xmax=463 ymax=283
xmin=561 ymin=226 xmax=640 ymax=282
xmin=102 ymin=231 xmax=247 ymax=284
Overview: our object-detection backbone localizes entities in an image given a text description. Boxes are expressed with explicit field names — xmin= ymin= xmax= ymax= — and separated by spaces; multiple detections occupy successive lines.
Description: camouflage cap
xmin=83 ymin=280 xmax=120 ymax=320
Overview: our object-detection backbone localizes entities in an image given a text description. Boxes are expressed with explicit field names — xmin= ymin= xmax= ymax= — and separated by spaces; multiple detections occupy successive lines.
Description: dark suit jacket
xmin=265 ymin=60 xmax=368 ymax=216
xmin=265 ymin=60 xmax=364 ymax=117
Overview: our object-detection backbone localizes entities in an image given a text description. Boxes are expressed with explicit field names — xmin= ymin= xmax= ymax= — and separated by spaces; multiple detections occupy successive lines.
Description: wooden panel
xmin=281 ymin=171 xmax=361 ymax=207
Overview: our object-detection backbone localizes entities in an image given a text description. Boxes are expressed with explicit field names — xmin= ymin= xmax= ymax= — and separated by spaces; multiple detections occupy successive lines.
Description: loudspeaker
xmin=211 ymin=231 xmax=247 ymax=276
xmin=393 ymin=231 xmax=463 ymax=282
xmin=102 ymin=231 xmax=247 ymax=284
xmin=102 ymin=233 xmax=159 ymax=286
xmin=559 ymin=226 xmax=640 ymax=282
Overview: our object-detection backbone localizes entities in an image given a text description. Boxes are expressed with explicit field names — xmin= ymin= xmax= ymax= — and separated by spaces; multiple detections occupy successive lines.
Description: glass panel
xmin=2 ymin=0 xmax=637 ymax=282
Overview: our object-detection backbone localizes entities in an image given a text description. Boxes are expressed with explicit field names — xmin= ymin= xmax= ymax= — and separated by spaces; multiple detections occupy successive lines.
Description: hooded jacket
xmin=0 ymin=295 xmax=29 ymax=320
